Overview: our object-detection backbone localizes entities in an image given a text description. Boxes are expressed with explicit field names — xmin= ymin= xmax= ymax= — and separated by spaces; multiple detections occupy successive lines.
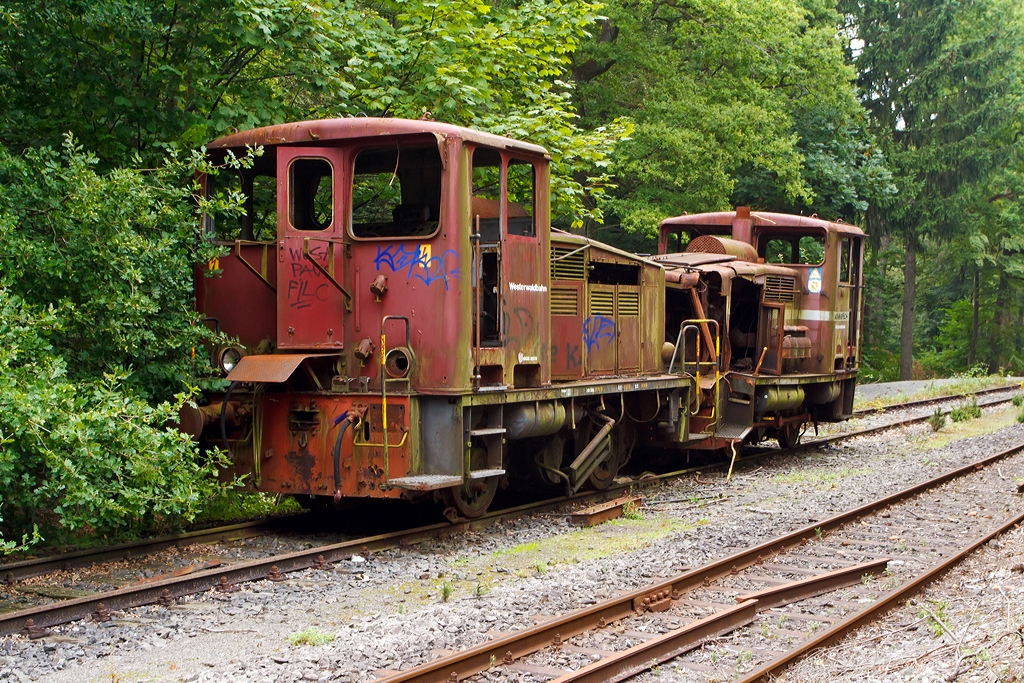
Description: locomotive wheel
xmin=441 ymin=478 xmax=498 ymax=518
xmin=586 ymin=450 xmax=622 ymax=490
xmin=582 ymin=406 xmax=635 ymax=490
xmin=776 ymin=421 xmax=802 ymax=449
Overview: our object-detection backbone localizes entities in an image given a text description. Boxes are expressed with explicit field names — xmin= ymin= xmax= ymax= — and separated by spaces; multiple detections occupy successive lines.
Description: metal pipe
xmin=473 ymin=215 xmax=482 ymax=387
xmin=220 ymin=382 xmax=238 ymax=452
xmin=331 ymin=414 xmax=352 ymax=502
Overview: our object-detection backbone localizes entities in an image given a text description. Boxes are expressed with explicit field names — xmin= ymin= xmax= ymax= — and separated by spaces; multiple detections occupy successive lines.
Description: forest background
xmin=0 ymin=0 xmax=1022 ymax=546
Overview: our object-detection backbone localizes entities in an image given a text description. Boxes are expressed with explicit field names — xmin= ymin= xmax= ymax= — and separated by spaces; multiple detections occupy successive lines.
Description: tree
xmin=572 ymin=0 xmax=891 ymax=240
xmin=840 ymin=0 xmax=1024 ymax=379
xmin=0 ymin=138 xmax=236 ymax=545
xmin=0 ymin=0 xmax=626 ymax=226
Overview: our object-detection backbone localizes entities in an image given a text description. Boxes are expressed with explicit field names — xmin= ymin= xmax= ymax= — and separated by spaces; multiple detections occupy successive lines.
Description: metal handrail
xmin=669 ymin=318 xmax=721 ymax=427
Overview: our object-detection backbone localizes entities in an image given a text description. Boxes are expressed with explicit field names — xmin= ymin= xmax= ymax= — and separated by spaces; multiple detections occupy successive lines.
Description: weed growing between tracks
xmin=771 ymin=466 xmax=871 ymax=488
xmin=906 ymin=405 xmax=1019 ymax=453
xmin=287 ymin=627 xmax=335 ymax=646
xmin=192 ymin=491 xmax=301 ymax=526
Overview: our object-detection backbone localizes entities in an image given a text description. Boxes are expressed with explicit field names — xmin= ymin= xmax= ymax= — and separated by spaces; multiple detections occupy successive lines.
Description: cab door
xmin=834 ymin=236 xmax=855 ymax=367
xmin=501 ymin=157 xmax=547 ymax=387
xmin=276 ymin=148 xmax=348 ymax=350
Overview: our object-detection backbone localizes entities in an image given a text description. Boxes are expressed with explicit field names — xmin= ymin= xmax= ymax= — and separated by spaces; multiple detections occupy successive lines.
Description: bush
xmin=1013 ymin=394 xmax=1023 ymax=407
xmin=927 ymin=407 xmax=946 ymax=432
xmin=0 ymin=139 xmax=241 ymax=549
xmin=950 ymin=397 xmax=982 ymax=423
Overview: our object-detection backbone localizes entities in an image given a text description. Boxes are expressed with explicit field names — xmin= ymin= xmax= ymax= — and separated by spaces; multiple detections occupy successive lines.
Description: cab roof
xmin=207 ymin=117 xmax=550 ymax=158
xmin=660 ymin=210 xmax=865 ymax=237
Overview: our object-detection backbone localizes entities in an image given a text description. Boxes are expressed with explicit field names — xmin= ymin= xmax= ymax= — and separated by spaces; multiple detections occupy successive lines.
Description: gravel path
xmin=2 ymin=399 xmax=1023 ymax=683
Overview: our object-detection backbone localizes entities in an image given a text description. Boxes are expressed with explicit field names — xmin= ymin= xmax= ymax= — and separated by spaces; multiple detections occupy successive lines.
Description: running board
xmin=390 ymin=469 xmax=506 ymax=491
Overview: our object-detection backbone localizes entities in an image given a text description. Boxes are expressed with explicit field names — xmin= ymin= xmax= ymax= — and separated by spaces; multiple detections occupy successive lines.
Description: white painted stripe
xmin=798 ymin=310 xmax=831 ymax=322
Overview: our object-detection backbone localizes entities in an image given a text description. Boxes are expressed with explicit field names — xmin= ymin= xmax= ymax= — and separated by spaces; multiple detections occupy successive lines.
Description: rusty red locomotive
xmin=179 ymin=118 xmax=865 ymax=517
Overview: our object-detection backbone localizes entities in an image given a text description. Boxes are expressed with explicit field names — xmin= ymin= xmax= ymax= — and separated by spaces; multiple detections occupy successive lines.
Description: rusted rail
xmin=851 ymin=383 xmax=1018 ymax=417
xmin=735 ymin=508 xmax=1024 ymax=682
xmin=371 ymin=440 xmax=1024 ymax=682
xmin=0 ymin=516 xmax=300 ymax=584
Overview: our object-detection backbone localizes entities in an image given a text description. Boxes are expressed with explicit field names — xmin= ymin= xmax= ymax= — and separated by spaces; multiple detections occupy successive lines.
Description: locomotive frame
xmin=180 ymin=118 xmax=865 ymax=517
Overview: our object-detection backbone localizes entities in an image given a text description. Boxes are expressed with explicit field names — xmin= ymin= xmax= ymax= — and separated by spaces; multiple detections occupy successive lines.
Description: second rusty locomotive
xmin=180 ymin=118 xmax=865 ymax=517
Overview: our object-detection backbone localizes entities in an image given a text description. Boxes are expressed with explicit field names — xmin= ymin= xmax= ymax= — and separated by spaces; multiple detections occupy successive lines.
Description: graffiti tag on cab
xmin=583 ymin=315 xmax=617 ymax=354
xmin=374 ymin=243 xmax=460 ymax=290
xmin=287 ymin=244 xmax=329 ymax=309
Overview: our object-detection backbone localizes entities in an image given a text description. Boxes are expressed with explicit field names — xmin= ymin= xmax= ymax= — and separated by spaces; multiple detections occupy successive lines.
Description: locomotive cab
xmin=655 ymin=207 xmax=865 ymax=448
xmin=185 ymin=118 xmax=684 ymax=517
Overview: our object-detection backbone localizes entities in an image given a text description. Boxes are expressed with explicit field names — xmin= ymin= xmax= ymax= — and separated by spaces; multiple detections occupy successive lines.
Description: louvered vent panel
xmin=764 ymin=275 xmax=797 ymax=302
xmin=550 ymin=247 xmax=586 ymax=280
xmin=551 ymin=287 xmax=579 ymax=316
xmin=589 ymin=290 xmax=615 ymax=316
xmin=618 ymin=290 xmax=640 ymax=316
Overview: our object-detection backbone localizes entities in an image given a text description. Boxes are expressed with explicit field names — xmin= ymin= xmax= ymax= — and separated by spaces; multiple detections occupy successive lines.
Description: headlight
xmin=219 ymin=346 xmax=243 ymax=374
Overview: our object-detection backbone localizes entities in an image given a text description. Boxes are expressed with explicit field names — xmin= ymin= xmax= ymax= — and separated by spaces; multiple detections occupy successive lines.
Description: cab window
xmin=506 ymin=159 xmax=535 ymax=237
xmin=471 ymin=147 xmax=502 ymax=242
xmin=205 ymin=169 xmax=277 ymax=241
xmin=350 ymin=145 xmax=442 ymax=239
xmin=839 ymin=237 xmax=852 ymax=283
xmin=288 ymin=158 xmax=333 ymax=231
xmin=759 ymin=233 xmax=825 ymax=265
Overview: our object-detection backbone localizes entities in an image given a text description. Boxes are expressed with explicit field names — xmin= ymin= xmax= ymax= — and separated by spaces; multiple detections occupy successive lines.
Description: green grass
xmin=193 ymin=490 xmax=302 ymax=525
xmin=384 ymin=514 xmax=689 ymax=606
xmin=287 ymin=627 xmax=335 ymax=646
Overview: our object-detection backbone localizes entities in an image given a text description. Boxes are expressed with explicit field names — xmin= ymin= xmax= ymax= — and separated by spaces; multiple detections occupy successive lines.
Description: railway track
xmin=370 ymin=440 xmax=1024 ymax=683
xmin=0 ymin=384 xmax=1018 ymax=640
xmin=850 ymin=382 xmax=1018 ymax=417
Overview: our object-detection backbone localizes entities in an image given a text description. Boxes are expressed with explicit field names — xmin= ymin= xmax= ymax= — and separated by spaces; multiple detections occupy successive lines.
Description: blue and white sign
xmin=808 ymin=268 xmax=822 ymax=294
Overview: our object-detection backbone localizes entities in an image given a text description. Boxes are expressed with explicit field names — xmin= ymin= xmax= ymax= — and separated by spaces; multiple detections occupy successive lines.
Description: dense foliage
xmin=840 ymin=0 xmax=1024 ymax=380
xmin=0 ymin=0 xmax=624 ymax=226
xmin=572 ymin=0 xmax=894 ymax=239
xmin=0 ymin=139 xmax=235 ymax=546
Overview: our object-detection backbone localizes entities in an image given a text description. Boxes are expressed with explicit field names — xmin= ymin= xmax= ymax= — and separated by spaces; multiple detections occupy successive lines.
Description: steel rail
xmin=0 ymin=482 xmax=662 ymax=637
xmin=736 ymin=506 xmax=1024 ymax=682
xmin=2 ymin=392 xmax=1016 ymax=637
xmin=851 ymin=382 xmax=1018 ymax=417
xmin=0 ymin=516 xmax=302 ymax=583
xmin=372 ymin=440 xmax=1024 ymax=683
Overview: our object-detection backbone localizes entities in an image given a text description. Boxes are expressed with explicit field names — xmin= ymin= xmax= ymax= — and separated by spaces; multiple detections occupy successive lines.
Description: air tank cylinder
xmin=754 ymin=386 xmax=805 ymax=413
xmin=504 ymin=401 xmax=572 ymax=439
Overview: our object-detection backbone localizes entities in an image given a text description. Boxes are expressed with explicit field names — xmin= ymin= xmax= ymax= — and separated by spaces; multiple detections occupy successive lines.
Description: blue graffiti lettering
xmin=373 ymin=244 xmax=461 ymax=290
xmin=583 ymin=315 xmax=617 ymax=354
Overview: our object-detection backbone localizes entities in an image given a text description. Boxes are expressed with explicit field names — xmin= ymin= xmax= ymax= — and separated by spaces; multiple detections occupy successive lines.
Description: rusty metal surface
xmin=0 ymin=517 xmax=297 ymax=584
xmin=207 ymin=117 xmax=549 ymax=157
xmin=660 ymin=209 xmax=865 ymax=235
xmin=569 ymin=496 xmax=642 ymax=527
xmin=734 ymin=558 xmax=889 ymax=610
xmin=226 ymin=353 xmax=341 ymax=383
xmin=548 ymin=601 xmax=758 ymax=683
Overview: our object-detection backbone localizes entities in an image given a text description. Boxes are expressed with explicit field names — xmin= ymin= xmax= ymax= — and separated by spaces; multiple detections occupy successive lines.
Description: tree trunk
xmin=900 ymin=230 xmax=916 ymax=380
xmin=968 ymin=268 xmax=979 ymax=366
xmin=989 ymin=270 xmax=1008 ymax=373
